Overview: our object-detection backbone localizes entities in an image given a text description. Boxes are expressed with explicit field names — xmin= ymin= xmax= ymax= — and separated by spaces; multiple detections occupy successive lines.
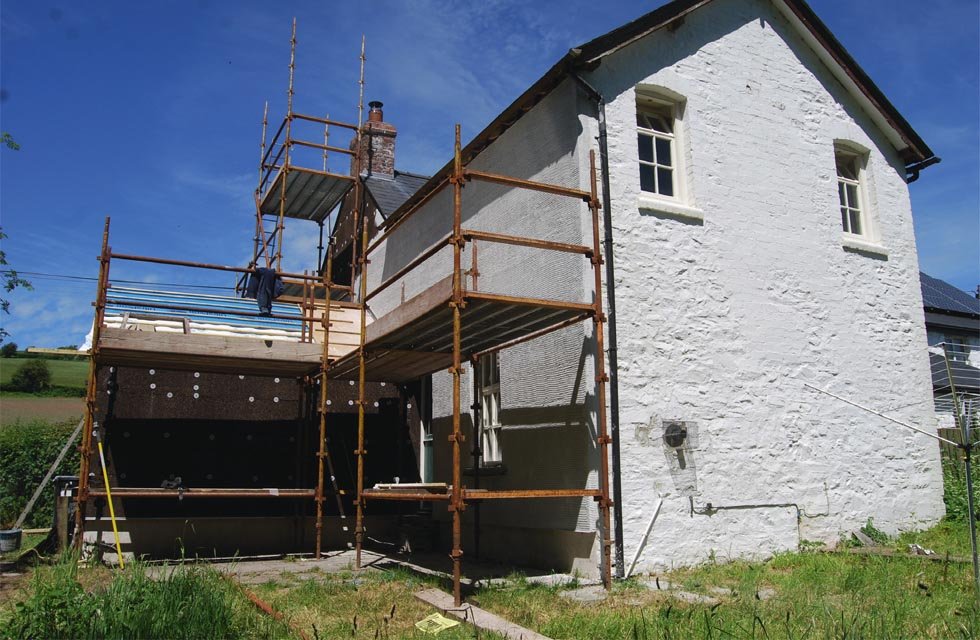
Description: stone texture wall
xmin=363 ymin=0 xmax=945 ymax=574
xmin=588 ymin=0 xmax=944 ymax=572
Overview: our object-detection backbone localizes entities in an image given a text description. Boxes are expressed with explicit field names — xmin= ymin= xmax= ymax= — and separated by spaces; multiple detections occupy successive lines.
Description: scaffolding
xmin=340 ymin=126 xmax=614 ymax=605
xmin=75 ymin=21 xmax=367 ymax=562
xmin=76 ymin=21 xmax=614 ymax=608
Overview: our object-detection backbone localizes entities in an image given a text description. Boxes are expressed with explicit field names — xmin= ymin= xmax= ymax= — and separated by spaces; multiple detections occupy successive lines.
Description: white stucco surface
xmin=588 ymin=0 xmax=944 ymax=571
xmin=367 ymin=0 xmax=945 ymax=574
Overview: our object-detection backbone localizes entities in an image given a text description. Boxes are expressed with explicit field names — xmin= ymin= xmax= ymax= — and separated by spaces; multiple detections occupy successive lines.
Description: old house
xmin=351 ymin=0 xmax=945 ymax=577
xmin=79 ymin=0 xmax=946 ymax=598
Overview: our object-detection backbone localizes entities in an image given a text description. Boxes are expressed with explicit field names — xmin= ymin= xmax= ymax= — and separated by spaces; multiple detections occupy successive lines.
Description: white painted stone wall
xmin=587 ymin=0 xmax=944 ymax=572
xmin=366 ymin=0 xmax=945 ymax=574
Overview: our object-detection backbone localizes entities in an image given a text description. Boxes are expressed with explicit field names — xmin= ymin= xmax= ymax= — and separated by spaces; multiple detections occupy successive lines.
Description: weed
xmin=859 ymin=517 xmax=891 ymax=545
xmin=0 ymin=555 xmax=290 ymax=639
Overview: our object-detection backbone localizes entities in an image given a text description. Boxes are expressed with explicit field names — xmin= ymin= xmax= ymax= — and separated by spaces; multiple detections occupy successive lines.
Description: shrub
xmin=0 ymin=419 xmax=80 ymax=529
xmin=0 ymin=342 xmax=16 ymax=357
xmin=9 ymin=359 xmax=51 ymax=392
xmin=943 ymin=458 xmax=980 ymax=522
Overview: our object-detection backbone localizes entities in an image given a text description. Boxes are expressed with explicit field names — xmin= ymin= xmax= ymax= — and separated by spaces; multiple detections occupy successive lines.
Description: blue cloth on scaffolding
xmin=244 ymin=267 xmax=285 ymax=316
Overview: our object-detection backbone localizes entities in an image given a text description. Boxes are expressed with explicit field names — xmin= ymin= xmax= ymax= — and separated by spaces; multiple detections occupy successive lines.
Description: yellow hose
xmin=97 ymin=440 xmax=125 ymax=568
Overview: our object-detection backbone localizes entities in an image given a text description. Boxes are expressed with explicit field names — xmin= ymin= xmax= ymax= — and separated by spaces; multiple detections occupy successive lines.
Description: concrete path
xmin=416 ymin=588 xmax=553 ymax=640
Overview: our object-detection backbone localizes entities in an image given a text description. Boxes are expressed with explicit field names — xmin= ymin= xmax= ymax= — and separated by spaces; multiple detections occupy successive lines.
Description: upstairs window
xmin=636 ymin=98 xmax=676 ymax=198
xmin=835 ymin=146 xmax=867 ymax=237
xmin=478 ymin=353 xmax=502 ymax=465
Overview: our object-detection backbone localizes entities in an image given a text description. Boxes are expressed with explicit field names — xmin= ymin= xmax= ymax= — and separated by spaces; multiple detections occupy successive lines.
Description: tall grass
xmin=1 ymin=556 xmax=290 ymax=640
xmin=943 ymin=457 xmax=980 ymax=523
xmin=471 ymin=529 xmax=979 ymax=640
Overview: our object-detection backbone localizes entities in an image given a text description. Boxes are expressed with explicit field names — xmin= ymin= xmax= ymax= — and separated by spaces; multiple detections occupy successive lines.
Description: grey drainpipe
xmin=570 ymin=66 xmax=626 ymax=580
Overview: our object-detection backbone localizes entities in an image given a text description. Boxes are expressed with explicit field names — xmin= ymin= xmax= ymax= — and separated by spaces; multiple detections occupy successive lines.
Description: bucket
xmin=0 ymin=529 xmax=22 ymax=553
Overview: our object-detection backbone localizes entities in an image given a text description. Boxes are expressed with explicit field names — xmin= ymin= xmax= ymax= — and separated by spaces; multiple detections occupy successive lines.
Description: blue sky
xmin=1 ymin=0 xmax=977 ymax=348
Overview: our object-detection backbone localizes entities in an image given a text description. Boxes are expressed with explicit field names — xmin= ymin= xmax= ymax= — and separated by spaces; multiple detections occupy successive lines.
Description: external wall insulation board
xmin=97 ymin=327 xmax=322 ymax=376
xmin=259 ymin=168 xmax=354 ymax=221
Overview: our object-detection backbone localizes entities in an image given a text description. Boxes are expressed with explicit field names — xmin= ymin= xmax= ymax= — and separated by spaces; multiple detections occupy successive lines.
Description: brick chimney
xmin=351 ymin=101 xmax=396 ymax=178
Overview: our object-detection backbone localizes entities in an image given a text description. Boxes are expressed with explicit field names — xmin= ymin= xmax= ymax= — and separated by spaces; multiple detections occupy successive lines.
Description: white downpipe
xmin=626 ymin=496 xmax=664 ymax=578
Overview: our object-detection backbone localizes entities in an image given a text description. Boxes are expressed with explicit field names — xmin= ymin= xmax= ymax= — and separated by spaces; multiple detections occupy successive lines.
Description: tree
xmin=1 ymin=133 xmax=19 ymax=151
xmin=0 ymin=342 xmax=16 ymax=358
xmin=10 ymin=359 xmax=51 ymax=392
xmin=0 ymin=228 xmax=33 ymax=341
xmin=0 ymin=135 xmax=29 ymax=340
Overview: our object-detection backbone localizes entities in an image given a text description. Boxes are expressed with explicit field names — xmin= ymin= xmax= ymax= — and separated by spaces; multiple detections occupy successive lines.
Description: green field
xmin=0 ymin=357 xmax=88 ymax=389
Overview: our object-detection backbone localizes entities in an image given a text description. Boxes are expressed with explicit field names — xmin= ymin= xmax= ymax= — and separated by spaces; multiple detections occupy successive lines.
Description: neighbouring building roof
xmin=364 ymin=170 xmax=431 ymax=218
xmin=383 ymin=0 xmax=937 ymax=230
xmin=920 ymin=272 xmax=980 ymax=318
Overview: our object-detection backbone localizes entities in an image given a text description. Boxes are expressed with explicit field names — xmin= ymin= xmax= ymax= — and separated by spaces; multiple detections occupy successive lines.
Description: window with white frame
xmin=478 ymin=353 xmax=502 ymax=465
xmin=636 ymin=95 xmax=677 ymax=198
xmin=835 ymin=146 xmax=868 ymax=237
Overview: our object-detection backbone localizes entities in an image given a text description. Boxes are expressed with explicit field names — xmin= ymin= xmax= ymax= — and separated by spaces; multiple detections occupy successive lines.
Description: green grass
xmin=468 ymin=521 xmax=978 ymax=639
xmin=3 ymin=523 xmax=976 ymax=639
xmin=0 ymin=357 xmax=88 ymax=391
xmin=253 ymin=565 xmax=506 ymax=639
xmin=0 ymin=556 xmax=292 ymax=640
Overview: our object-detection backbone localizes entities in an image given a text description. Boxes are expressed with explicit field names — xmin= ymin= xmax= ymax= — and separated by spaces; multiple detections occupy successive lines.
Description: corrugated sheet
xmin=104 ymin=287 xmax=304 ymax=332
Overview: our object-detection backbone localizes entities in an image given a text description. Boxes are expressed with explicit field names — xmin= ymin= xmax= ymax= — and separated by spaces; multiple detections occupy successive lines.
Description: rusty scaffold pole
xmin=314 ymin=258 xmax=332 ymax=557
xmin=588 ymin=150 xmax=614 ymax=589
xmin=74 ymin=216 xmax=112 ymax=551
xmin=252 ymin=101 xmax=270 ymax=271
xmin=353 ymin=34 xmax=368 ymax=569
xmin=275 ymin=18 xmax=297 ymax=273
xmin=449 ymin=124 xmax=466 ymax=606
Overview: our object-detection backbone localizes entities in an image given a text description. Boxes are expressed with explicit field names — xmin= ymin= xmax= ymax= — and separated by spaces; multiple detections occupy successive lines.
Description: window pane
xmin=636 ymin=112 xmax=648 ymax=128
xmin=841 ymin=207 xmax=849 ymax=232
xmin=849 ymin=210 xmax=862 ymax=236
xmin=845 ymin=184 xmax=859 ymax=209
xmin=639 ymin=164 xmax=655 ymax=192
xmin=838 ymin=181 xmax=847 ymax=207
xmin=650 ymin=114 xmax=672 ymax=134
xmin=657 ymin=167 xmax=674 ymax=196
xmin=655 ymin=137 xmax=672 ymax=167
xmin=637 ymin=134 xmax=653 ymax=163
xmin=836 ymin=154 xmax=857 ymax=180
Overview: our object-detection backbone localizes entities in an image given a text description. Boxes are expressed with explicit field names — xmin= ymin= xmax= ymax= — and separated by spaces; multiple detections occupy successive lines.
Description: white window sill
xmin=841 ymin=234 xmax=888 ymax=257
xmin=637 ymin=194 xmax=704 ymax=222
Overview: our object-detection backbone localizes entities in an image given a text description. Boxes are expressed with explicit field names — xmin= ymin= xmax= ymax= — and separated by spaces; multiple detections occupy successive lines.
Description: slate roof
xmin=920 ymin=272 xmax=980 ymax=317
xmin=364 ymin=170 xmax=431 ymax=218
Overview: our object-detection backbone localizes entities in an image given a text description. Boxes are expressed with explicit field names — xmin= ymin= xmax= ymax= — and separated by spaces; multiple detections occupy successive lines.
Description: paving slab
xmin=558 ymin=584 xmax=608 ymax=604
xmin=671 ymin=590 xmax=720 ymax=605
xmin=756 ymin=587 xmax=777 ymax=601
xmin=416 ymin=588 xmax=553 ymax=640
xmin=639 ymin=576 xmax=676 ymax=591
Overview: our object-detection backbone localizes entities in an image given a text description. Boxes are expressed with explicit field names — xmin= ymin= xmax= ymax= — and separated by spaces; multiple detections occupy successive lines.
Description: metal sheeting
xmin=104 ymin=287 xmax=304 ymax=333
xmin=259 ymin=168 xmax=354 ymax=221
